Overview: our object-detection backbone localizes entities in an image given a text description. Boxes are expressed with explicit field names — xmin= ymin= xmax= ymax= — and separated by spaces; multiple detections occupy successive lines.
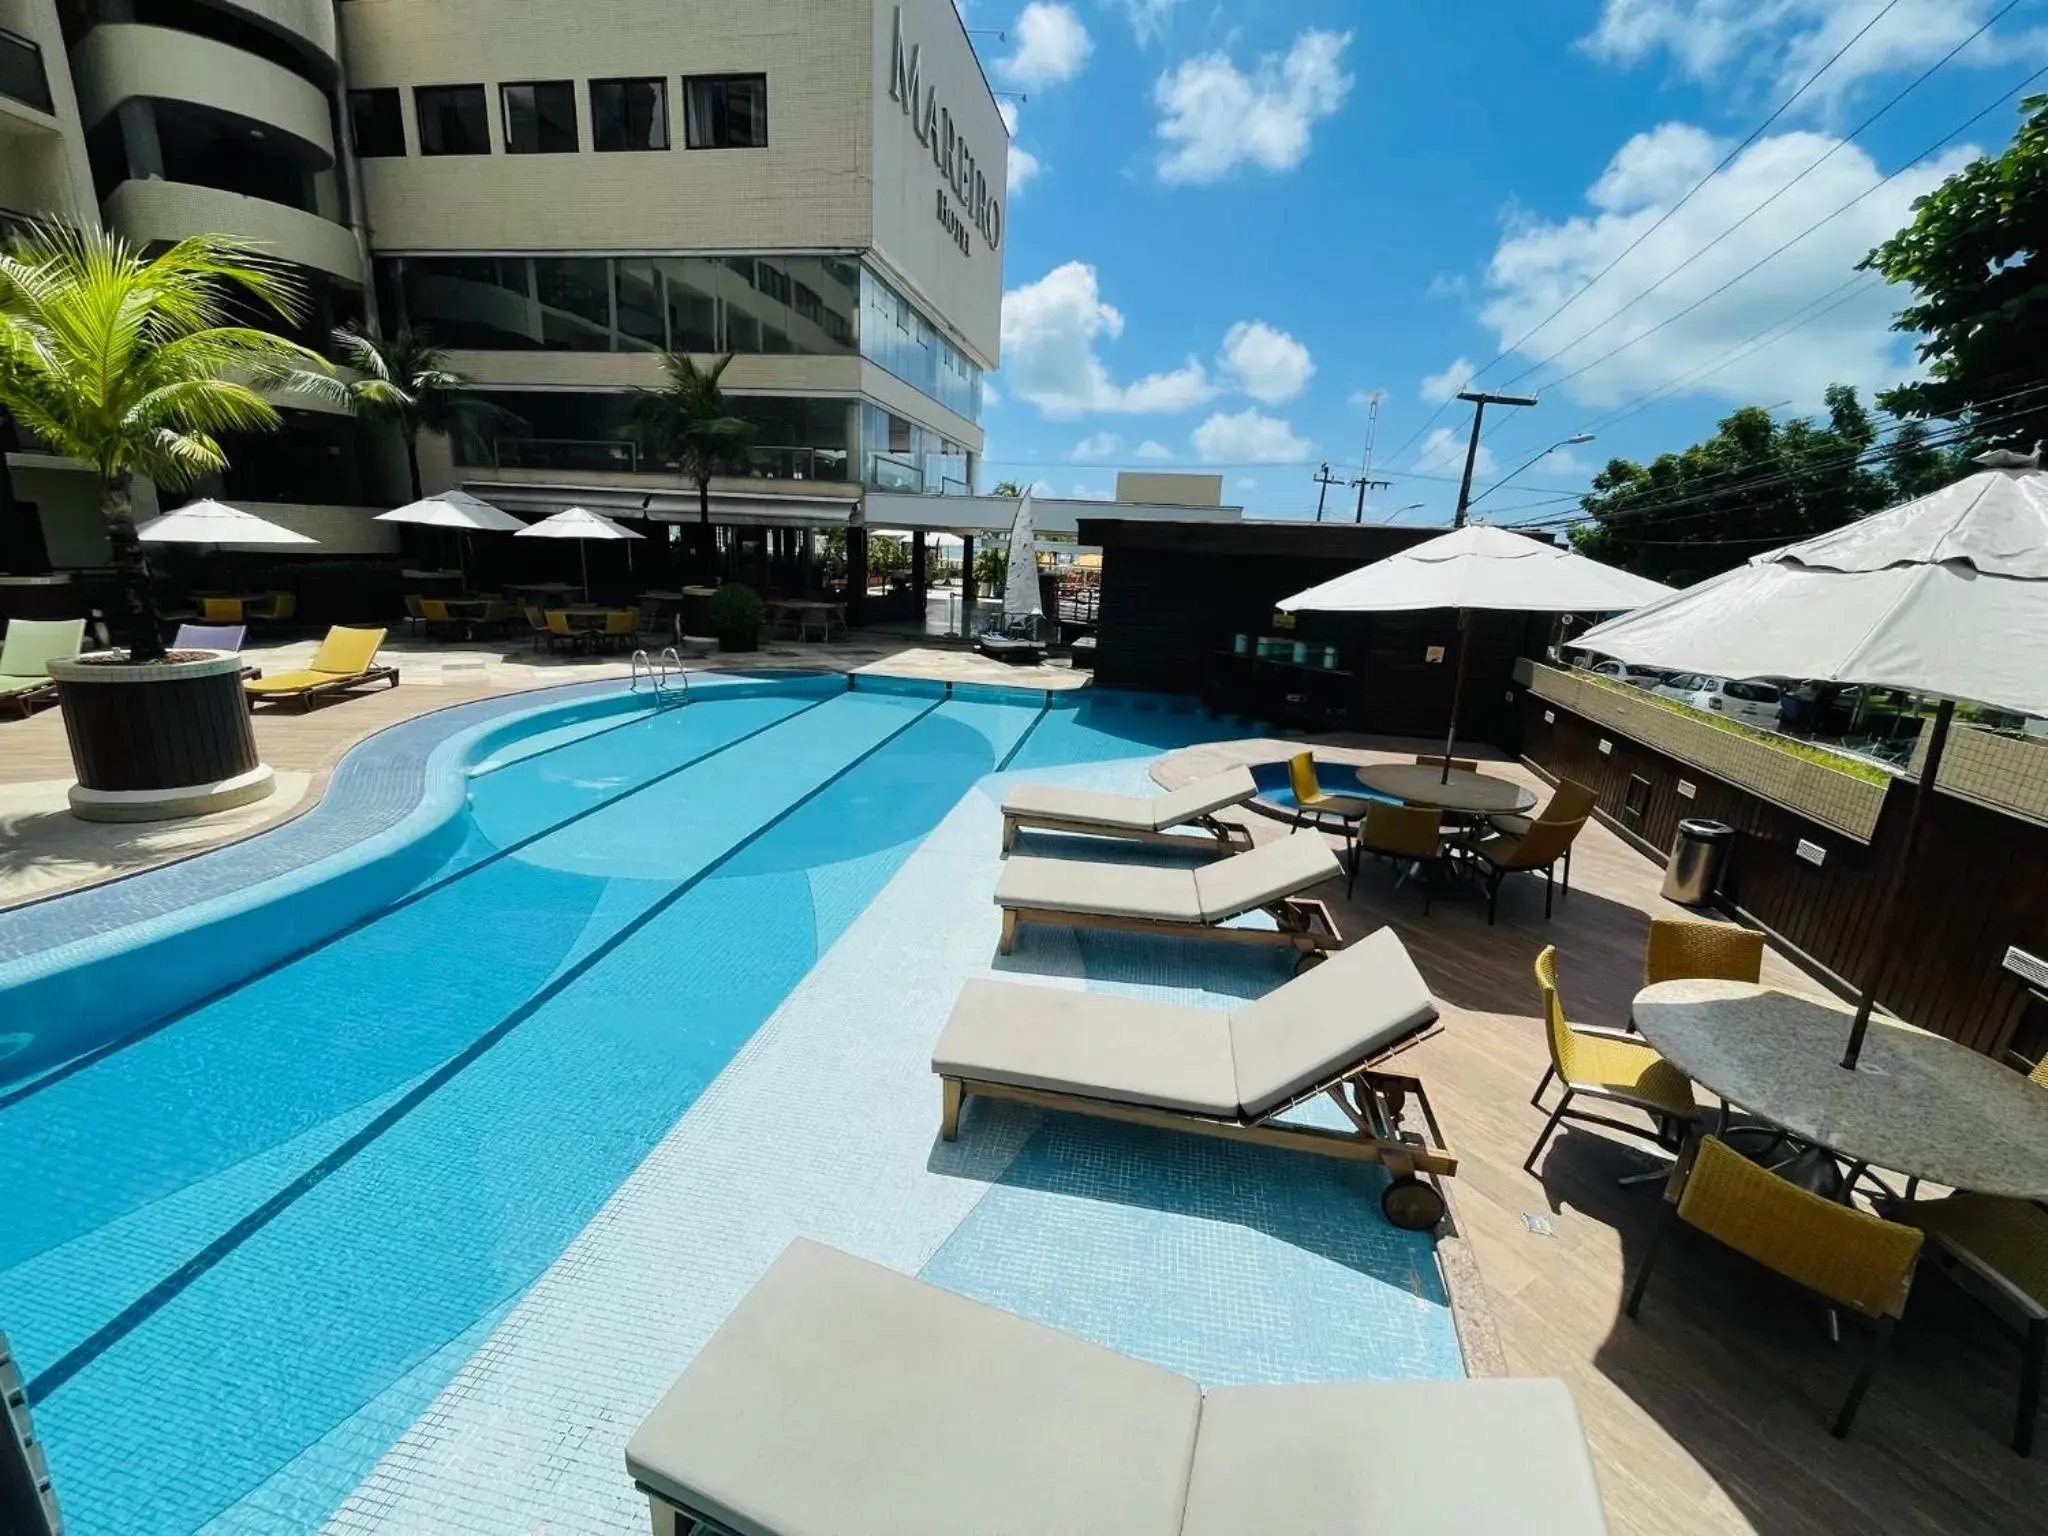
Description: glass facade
xmin=348 ymin=88 xmax=405 ymax=157
xmin=859 ymin=266 xmax=981 ymax=423
xmin=683 ymin=74 xmax=768 ymax=148
xmin=502 ymin=81 xmax=577 ymax=154
xmin=451 ymin=389 xmax=852 ymax=483
xmin=377 ymin=254 xmax=856 ymax=356
xmin=591 ymin=77 xmax=668 ymax=151
xmin=415 ymin=84 xmax=490 ymax=155
xmin=860 ymin=403 xmax=969 ymax=495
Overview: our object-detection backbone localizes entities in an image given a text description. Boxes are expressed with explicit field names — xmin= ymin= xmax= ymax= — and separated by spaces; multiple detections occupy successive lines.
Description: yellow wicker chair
xmin=1524 ymin=946 xmax=1699 ymax=1175
xmin=201 ymin=596 xmax=244 ymax=624
xmin=1628 ymin=1135 xmax=1923 ymax=1439
xmin=1286 ymin=752 xmax=1372 ymax=834
xmin=1643 ymin=916 xmax=1767 ymax=987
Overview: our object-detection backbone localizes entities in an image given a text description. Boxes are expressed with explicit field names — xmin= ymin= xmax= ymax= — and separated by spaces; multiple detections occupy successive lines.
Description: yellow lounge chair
xmin=245 ymin=625 xmax=398 ymax=711
xmin=0 ymin=618 xmax=85 ymax=719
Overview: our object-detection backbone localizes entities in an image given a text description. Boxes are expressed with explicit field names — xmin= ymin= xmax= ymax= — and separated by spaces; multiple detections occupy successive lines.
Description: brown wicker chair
xmin=1472 ymin=815 xmax=1589 ymax=924
xmin=1489 ymin=779 xmax=1598 ymax=893
xmin=1351 ymin=802 xmax=1450 ymax=907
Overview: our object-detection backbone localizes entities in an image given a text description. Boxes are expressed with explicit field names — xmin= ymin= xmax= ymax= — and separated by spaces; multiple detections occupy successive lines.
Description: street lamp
xmin=1379 ymin=501 xmax=1427 ymax=524
xmin=1464 ymin=433 xmax=1595 ymax=514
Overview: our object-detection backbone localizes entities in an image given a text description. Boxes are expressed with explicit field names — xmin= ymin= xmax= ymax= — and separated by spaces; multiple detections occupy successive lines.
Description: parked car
xmin=1585 ymin=658 xmax=1668 ymax=689
xmin=1653 ymin=673 xmax=1784 ymax=727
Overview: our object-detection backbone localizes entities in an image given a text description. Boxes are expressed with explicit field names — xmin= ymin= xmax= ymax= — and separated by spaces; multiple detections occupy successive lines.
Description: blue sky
xmin=964 ymin=0 xmax=2048 ymax=522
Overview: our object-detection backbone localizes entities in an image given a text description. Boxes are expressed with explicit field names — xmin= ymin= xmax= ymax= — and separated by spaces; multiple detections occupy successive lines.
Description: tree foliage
xmin=628 ymin=352 xmax=756 ymax=538
xmin=1863 ymin=93 xmax=2048 ymax=448
xmin=0 ymin=222 xmax=333 ymax=657
xmin=331 ymin=324 xmax=505 ymax=501
xmin=1569 ymin=386 xmax=1961 ymax=585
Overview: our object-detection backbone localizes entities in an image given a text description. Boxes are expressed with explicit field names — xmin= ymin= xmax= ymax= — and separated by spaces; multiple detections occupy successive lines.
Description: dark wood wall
xmin=1524 ymin=696 xmax=2048 ymax=1064
xmin=1083 ymin=518 xmax=1550 ymax=742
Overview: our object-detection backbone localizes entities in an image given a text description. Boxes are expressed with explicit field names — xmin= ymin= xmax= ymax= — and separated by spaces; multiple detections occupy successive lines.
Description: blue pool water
xmin=0 ymin=679 xmax=1251 ymax=1534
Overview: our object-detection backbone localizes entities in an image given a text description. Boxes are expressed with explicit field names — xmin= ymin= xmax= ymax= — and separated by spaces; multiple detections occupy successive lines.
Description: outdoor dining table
xmin=771 ymin=599 xmax=846 ymax=642
xmin=1354 ymin=763 xmax=1539 ymax=817
xmin=1633 ymin=978 xmax=2048 ymax=1201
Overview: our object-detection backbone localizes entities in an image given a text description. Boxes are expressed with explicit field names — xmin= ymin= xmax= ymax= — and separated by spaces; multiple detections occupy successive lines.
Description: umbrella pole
xmin=1441 ymin=612 xmax=1471 ymax=784
xmin=580 ymin=542 xmax=590 ymax=603
xmin=1841 ymin=697 xmax=1955 ymax=1069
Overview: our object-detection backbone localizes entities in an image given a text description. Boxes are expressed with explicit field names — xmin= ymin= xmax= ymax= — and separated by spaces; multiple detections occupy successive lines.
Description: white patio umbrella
xmin=1576 ymin=448 xmax=2048 ymax=1068
xmin=1001 ymin=491 xmax=1042 ymax=638
xmin=513 ymin=505 xmax=644 ymax=600
xmin=377 ymin=490 xmax=527 ymax=586
xmin=1279 ymin=524 xmax=1674 ymax=780
xmin=136 ymin=499 xmax=316 ymax=546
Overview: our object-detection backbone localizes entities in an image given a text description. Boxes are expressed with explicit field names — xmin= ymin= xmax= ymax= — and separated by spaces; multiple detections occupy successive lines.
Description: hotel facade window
xmin=683 ymin=74 xmax=767 ymax=149
xmin=415 ymin=84 xmax=490 ymax=155
xmin=501 ymin=81 xmax=578 ymax=154
xmin=348 ymin=89 xmax=406 ymax=158
xmin=376 ymin=254 xmax=856 ymax=357
xmin=858 ymin=267 xmax=981 ymax=423
xmin=591 ymin=77 xmax=668 ymax=152
xmin=453 ymin=389 xmax=852 ymax=483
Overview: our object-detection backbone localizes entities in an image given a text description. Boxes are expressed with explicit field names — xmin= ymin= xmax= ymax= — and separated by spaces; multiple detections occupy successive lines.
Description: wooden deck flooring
xmin=1161 ymin=739 xmax=2048 ymax=1536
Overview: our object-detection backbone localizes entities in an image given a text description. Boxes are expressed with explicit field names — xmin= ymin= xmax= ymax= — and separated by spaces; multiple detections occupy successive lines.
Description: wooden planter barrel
xmin=48 ymin=652 xmax=274 ymax=822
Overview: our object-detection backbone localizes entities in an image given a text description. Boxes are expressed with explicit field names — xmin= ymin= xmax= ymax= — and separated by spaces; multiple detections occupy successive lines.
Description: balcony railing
xmin=470 ymin=438 xmax=853 ymax=483
xmin=0 ymin=27 xmax=52 ymax=116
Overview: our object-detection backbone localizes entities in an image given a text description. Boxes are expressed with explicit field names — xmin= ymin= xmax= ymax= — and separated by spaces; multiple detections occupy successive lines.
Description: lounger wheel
xmin=1380 ymin=1175 xmax=1445 ymax=1231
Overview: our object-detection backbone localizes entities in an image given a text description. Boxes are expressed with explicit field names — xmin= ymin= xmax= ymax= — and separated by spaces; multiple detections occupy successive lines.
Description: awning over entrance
xmin=463 ymin=479 xmax=861 ymax=530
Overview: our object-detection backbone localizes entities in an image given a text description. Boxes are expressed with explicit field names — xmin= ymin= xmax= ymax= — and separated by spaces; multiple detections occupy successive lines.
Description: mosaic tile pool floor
xmin=3 ymin=683 xmax=1460 ymax=1534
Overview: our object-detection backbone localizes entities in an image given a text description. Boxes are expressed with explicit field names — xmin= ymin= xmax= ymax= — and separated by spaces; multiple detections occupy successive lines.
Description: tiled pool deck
xmin=319 ymin=753 xmax=1461 ymax=1534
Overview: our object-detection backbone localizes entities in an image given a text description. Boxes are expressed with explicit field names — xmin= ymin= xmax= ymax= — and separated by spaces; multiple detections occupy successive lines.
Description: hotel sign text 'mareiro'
xmin=888 ymin=5 xmax=1002 ymax=257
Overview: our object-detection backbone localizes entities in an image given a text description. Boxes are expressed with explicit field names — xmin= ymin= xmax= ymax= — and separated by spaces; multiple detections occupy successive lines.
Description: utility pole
xmin=1350 ymin=475 xmax=1390 ymax=524
xmin=1311 ymin=462 xmax=1343 ymax=521
xmin=1451 ymin=389 xmax=1538 ymax=528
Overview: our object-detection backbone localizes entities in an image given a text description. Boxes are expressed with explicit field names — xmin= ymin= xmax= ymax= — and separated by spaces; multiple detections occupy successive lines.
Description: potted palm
xmin=0 ymin=222 xmax=334 ymax=819
xmin=628 ymin=352 xmax=755 ymax=572
xmin=707 ymin=582 xmax=766 ymax=652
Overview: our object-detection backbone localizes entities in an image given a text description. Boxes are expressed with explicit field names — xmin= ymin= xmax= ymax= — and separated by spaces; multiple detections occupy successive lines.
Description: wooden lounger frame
xmin=998 ymin=894 xmax=1341 ymax=958
xmin=248 ymin=665 xmax=400 ymax=712
xmin=1000 ymin=807 xmax=1254 ymax=856
xmin=939 ymin=1021 xmax=1457 ymax=1225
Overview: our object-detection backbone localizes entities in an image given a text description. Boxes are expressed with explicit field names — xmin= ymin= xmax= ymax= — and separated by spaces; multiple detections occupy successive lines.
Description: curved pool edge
xmin=0 ymin=672 xmax=850 ymax=1089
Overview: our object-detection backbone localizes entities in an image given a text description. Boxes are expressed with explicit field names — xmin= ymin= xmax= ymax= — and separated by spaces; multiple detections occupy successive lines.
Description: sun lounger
xmin=625 ymin=1239 xmax=1610 ymax=1536
xmin=1000 ymin=766 xmax=1258 ymax=855
xmin=995 ymin=829 xmax=1343 ymax=959
xmin=244 ymin=626 xmax=398 ymax=711
xmin=937 ymin=927 xmax=1453 ymax=1227
xmin=0 ymin=618 xmax=85 ymax=719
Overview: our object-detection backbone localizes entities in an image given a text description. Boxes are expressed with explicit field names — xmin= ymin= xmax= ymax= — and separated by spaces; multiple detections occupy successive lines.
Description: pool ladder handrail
xmin=629 ymin=647 xmax=691 ymax=706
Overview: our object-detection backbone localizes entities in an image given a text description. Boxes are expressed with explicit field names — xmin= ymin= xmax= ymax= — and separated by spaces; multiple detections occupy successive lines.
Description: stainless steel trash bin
xmin=1662 ymin=819 xmax=1734 ymax=907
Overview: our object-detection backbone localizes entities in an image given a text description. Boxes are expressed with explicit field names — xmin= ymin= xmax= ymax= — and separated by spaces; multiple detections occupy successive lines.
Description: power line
xmin=1375 ymin=0 xmax=1915 ymax=472
xmin=1494 ymin=1 xmax=2022 ymax=407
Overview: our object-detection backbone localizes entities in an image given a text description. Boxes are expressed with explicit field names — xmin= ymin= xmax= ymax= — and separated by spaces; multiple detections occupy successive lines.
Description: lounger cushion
xmin=1190 ymin=832 xmax=1341 ymax=922
xmin=1180 ymin=1379 xmax=1609 ymax=1535
xmin=626 ymin=1239 xmax=1202 ymax=1536
xmin=1003 ymin=766 xmax=1256 ymax=834
xmin=1229 ymin=928 xmax=1439 ymax=1118
xmin=933 ymin=979 xmax=1239 ymax=1115
xmin=995 ymin=855 xmax=1201 ymax=922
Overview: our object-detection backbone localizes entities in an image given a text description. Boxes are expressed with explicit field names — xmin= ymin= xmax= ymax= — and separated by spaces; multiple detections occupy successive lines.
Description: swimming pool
xmin=0 ymin=675 xmax=1315 ymax=1533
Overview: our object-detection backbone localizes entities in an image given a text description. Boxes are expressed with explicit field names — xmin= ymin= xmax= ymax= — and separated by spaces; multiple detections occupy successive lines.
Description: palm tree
xmin=628 ymin=352 xmax=756 ymax=554
xmin=330 ymin=324 xmax=502 ymax=503
xmin=0 ymin=222 xmax=336 ymax=661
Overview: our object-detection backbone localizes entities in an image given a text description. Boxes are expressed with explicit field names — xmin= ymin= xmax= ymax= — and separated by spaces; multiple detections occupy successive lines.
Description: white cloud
xmin=1478 ymin=125 xmax=1976 ymax=408
xmin=1071 ymin=481 xmax=1113 ymax=500
xmin=1219 ymin=321 xmax=1314 ymax=403
xmin=1539 ymin=448 xmax=1591 ymax=478
xmin=998 ymin=100 xmax=1043 ymax=194
xmin=1135 ymin=439 xmax=1175 ymax=461
xmin=1234 ymin=476 xmax=1258 ymax=489
xmin=1072 ymin=431 xmax=1122 ymax=461
xmin=982 ymin=380 xmax=1001 ymax=409
xmin=1348 ymin=388 xmax=1385 ymax=408
xmin=1426 ymin=272 xmax=1469 ymax=301
xmin=1192 ymin=409 xmax=1312 ymax=463
xmin=1420 ymin=356 xmax=1476 ymax=404
xmin=1153 ymin=29 xmax=1353 ymax=184
xmin=1580 ymin=1 xmax=2032 ymax=114
xmin=1115 ymin=0 xmax=1183 ymax=44
xmin=1000 ymin=261 xmax=1218 ymax=418
xmin=1001 ymin=2 xmax=1093 ymax=87
xmin=1417 ymin=426 xmax=1497 ymax=480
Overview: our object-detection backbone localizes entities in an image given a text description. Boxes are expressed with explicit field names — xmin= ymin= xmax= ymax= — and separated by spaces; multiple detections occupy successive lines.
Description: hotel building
xmin=0 ymin=0 xmax=1004 ymax=565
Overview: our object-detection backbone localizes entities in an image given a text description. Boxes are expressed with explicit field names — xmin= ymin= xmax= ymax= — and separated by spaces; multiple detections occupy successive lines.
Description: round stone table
xmin=1355 ymin=764 xmax=1538 ymax=817
xmin=1634 ymin=979 xmax=2048 ymax=1200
